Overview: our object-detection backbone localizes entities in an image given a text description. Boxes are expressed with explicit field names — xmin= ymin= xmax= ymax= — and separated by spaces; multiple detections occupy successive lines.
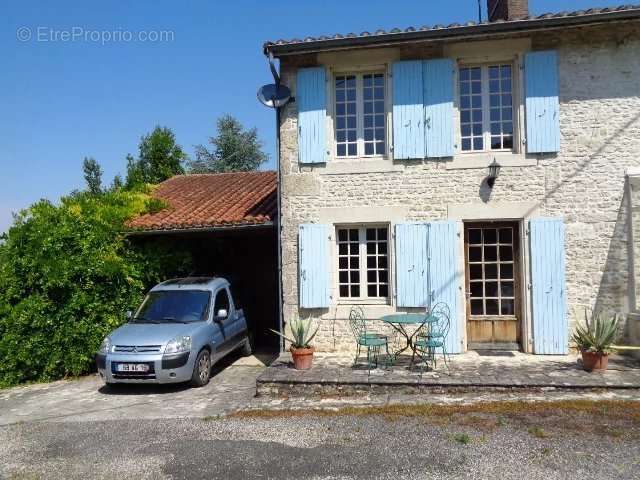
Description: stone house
xmin=264 ymin=1 xmax=640 ymax=354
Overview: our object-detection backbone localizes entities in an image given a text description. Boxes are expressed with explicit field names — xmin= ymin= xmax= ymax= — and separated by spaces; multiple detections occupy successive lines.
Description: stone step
xmin=256 ymin=353 xmax=640 ymax=397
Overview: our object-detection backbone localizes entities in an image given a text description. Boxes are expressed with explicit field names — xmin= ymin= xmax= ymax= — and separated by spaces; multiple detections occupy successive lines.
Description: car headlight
xmin=164 ymin=336 xmax=191 ymax=354
xmin=98 ymin=337 xmax=111 ymax=355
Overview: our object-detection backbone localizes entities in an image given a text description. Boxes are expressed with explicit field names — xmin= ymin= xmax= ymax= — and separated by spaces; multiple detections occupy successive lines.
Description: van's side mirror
xmin=215 ymin=309 xmax=228 ymax=320
xmin=126 ymin=310 xmax=133 ymax=321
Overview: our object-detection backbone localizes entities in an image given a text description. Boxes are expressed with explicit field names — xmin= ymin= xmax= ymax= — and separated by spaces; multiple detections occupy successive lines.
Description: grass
xmin=452 ymin=433 xmax=472 ymax=445
xmin=202 ymin=414 xmax=223 ymax=422
xmin=232 ymin=400 xmax=640 ymax=439
xmin=233 ymin=400 xmax=640 ymax=421
xmin=528 ymin=426 xmax=549 ymax=438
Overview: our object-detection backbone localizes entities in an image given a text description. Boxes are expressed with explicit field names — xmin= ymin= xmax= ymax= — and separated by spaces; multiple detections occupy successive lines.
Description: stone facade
xmin=277 ymin=24 xmax=640 ymax=353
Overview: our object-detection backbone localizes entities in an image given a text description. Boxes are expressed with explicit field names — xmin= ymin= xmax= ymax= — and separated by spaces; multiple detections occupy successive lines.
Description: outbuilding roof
xmin=264 ymin=4 xmax=640 ymax=56
xmin=127 ymin=171 xmax=276 ymax=233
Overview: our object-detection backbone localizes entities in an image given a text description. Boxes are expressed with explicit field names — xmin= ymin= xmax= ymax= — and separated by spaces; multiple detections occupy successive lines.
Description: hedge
xmin=0 ymin=188 xmax=191 ymax=387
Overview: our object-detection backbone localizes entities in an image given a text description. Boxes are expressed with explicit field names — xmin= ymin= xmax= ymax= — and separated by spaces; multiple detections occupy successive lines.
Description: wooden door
xmin=464 ymin=222 xmax=521 ymax=350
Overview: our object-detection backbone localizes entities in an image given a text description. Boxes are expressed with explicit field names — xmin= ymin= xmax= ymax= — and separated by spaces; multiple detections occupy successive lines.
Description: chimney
xmin=487 ymin=0 xmax=529 ymax=22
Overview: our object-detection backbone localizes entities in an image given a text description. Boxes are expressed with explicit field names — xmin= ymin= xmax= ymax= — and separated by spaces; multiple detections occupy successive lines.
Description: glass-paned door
xmin=464 ymin=222 xmax=521 ymax=349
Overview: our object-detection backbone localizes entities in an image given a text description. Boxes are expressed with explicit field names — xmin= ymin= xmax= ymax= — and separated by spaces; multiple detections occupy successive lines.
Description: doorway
xmin=131 ymin=228 xmax=280 ymax=352
xmin=464 ymin=222 xmax=522 ymax=350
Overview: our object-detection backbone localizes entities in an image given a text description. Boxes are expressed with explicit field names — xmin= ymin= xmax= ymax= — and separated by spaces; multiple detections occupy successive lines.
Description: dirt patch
xmin=232 ymin=400 xmax=640 ymax=439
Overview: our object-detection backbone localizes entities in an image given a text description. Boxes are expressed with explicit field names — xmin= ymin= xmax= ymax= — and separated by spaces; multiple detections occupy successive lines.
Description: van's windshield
xmin=132 ymin=290 xmax=211 ymax=324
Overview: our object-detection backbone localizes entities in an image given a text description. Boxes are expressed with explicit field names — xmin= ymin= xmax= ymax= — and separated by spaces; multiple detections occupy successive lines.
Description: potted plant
xmin=270 ymin=318 xmax=319 ymax=370
xmin=571 ymin=309 xmax=619 ymax=371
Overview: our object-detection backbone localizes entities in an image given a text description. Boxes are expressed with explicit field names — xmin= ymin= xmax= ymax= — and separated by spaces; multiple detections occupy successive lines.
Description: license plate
xmin=116 ymin=363 xmax=149 ymax=373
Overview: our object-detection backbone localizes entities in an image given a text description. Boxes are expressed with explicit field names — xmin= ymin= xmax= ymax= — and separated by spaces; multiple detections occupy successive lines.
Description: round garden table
xmin=380 ymin=313 xmax=438 ymax=363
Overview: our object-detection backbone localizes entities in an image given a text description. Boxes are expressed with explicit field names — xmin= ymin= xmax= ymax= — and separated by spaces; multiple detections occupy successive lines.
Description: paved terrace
xmin=257 ymin=351 xmax=640 ymax=396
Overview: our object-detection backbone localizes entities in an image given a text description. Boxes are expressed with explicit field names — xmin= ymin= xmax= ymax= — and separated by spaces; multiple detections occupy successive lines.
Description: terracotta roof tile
xmin=264 ymin=4 xmax=640 ymax=54
xmin=127 ymin=171 xmax=276 ymax=232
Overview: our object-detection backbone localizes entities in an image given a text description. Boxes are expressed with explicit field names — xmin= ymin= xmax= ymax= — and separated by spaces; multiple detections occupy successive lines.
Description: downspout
xmin=262 ymin=48 xmax=286 ymax=353
xmin=275 ymin=103 xmax=284 ymax=352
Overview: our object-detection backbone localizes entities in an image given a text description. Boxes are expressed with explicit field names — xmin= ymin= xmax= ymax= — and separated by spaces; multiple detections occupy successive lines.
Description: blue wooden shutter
xmin=525 ymin=51 xmax=560 ymax=153
xmin=297 ymin=67 xmax=327 ymax=164
xmin=529 ymin=218 xmax=568 ymax=354
xmin=427 ymin=221 xmax=463 ymax=354
xmin=392 ymin=61 xmax=425 ymax=160
xmin=423 ymin=59 xmax=455 ymax=158
xmin=395 ymin=223 xmax=429 ymax=307
xmin=299 ymin=224 xmax=330 ymax=308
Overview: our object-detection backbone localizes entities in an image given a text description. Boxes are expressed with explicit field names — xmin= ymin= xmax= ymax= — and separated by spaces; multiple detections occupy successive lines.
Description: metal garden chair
xmin=348 ymin=306 xmax=390 ymax=373
xmin=412 ymin=302 xmax=451 ymax=373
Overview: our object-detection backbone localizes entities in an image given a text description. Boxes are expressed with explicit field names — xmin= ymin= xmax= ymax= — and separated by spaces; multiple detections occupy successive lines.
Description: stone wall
xmin=278 ymin=24 xmax=640 ymax=353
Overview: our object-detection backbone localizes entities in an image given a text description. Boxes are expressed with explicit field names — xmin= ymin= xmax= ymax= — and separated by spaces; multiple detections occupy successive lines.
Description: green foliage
xmin=270 ymin=318 xmax=319 ymax=348
xmin=110 ymin=174 xmax=124 ymax=191
xmin=125 ymin=153 xmax=145 ymax=189
xmin=528 ymin=426 xmax=549 ymax=438
xmin=452 ymin=433 xmax=471 ymax=445
xmin=144 ymin=197 xmax=169 ymax=214
xmin=82 ymin=157 xmax=103 ymax=195
xmin=0 ymin=189 xmax=192 ymax=387
xmin=125 ymin=126 xmax=186 ymax=189
xmin=571 ymin=308 xmax=620 ymax=354
xmin=189 ymin=114 xmax=268 ymax=173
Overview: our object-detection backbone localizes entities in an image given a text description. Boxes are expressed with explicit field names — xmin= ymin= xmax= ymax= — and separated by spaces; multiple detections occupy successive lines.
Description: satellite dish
xmin=257 ymin=83 xmax=291 ymax=108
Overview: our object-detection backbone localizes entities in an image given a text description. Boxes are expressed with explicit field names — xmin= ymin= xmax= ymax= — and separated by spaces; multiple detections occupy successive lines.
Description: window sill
xmin=444 ymin=152 xmax=537 ymax=170
xmin=336 ymin=298 xmax=390 ymax=306
xmin=319 ymin=303 xmax=397 ymax=320
xmin=320 ymin=158 xmax=405 ymax=175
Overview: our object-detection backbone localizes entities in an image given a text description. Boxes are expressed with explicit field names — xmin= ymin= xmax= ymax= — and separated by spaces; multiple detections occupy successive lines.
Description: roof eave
xmin=125 ymin=221 xmax=275 ymax=237
xmin=264 ymin=9 xmax=640 ymax=56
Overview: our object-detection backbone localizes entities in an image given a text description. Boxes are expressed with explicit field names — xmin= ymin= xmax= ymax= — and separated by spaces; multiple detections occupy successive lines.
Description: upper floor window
xmin=335 ymin=73 xmax=386 ymax=158
xmin=459 ymin=64 xmax=514 ymax=153
xmin=337 ymin=226 xmax=389 ymax=300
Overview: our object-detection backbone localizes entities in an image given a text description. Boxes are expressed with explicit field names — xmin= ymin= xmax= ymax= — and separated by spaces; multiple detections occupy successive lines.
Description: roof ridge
xmin=171 ymin=170 xmax=276 ymax=178
xmin=264 ymin=4 xmax=640 ymax=52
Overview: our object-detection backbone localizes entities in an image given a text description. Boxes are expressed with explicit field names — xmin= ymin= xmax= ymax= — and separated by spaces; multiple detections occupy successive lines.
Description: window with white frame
xmin=337 ymin=226 xmax=389 ymax=300
xmin=334 ymin=73 xmax=386 ymax=158
xmin=458 ymin=64 xmax=515 ymax=152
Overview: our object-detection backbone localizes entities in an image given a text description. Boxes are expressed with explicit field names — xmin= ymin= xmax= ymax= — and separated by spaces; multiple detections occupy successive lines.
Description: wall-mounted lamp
xmin=487 ymin=159 xmax=501 ymax=188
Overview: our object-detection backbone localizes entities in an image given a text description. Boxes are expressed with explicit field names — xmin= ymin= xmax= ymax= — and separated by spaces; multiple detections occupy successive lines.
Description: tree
xmin=189 ymin=115 xmax=268 ymax=173
xmin=82 ymin=157 xmax=103 ymax=195
xmin=124 ymin=154 xmax=144 ymax=189
xmin=110 ymin=174 xmax=123 ymax=191
xmin=0 ymin=189 xmax=192 ymax=387
xmin=125 ymin=126 xmax=186 ymax=188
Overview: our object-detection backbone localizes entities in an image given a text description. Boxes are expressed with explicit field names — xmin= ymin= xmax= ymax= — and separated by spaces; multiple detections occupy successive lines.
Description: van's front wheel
xmin=190 ymin=350 xmax=211 ymax=387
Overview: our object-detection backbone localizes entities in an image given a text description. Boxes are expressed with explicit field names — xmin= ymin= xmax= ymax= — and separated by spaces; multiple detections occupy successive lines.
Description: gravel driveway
xmin=0 ymin=351 xmax=273 ymax=426
xmin=1 ymin=402 xmax=639 ymax=479
xmin=2 ymin=351 xmax=640 ymax=479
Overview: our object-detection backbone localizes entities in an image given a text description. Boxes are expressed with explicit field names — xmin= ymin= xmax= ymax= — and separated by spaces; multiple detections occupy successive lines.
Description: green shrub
xmin=0 ymin=188 xmax=192 ymax=387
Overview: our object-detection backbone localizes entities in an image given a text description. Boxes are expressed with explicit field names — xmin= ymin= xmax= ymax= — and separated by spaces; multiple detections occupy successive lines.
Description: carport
xmin=127 ymin=171 xmax=279 ymax=350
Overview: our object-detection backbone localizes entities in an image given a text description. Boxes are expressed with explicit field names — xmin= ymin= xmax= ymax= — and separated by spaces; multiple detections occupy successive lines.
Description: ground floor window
xmin=337 ymin=225 xmax=389 ymax=300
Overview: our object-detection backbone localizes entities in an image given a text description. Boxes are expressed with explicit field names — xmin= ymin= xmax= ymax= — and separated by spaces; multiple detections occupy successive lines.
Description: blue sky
xmin=0 ymin=0 xmax=626 ymax=232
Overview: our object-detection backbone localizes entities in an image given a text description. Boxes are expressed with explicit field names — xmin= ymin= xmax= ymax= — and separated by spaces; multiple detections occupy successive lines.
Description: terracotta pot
xmin=581 ymin=350 xmax=609 ymax=371
xmin=290 ymin=346 xmax=314 ymax=370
